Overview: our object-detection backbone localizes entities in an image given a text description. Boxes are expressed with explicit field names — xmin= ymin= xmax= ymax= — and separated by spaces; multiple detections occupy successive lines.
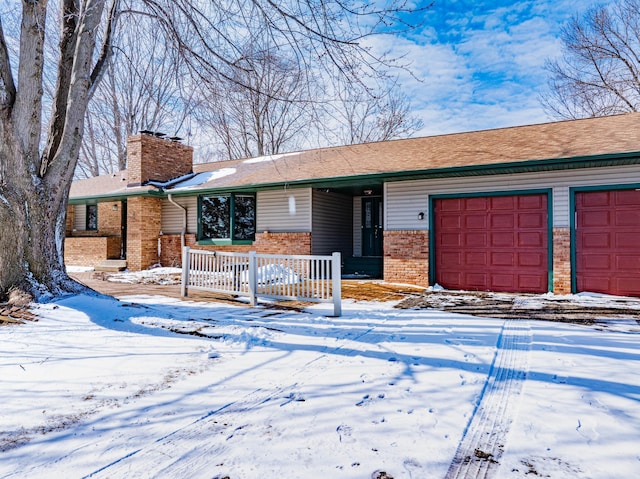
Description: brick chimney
xmin=126 ymin=133 xmax=194 ymax=187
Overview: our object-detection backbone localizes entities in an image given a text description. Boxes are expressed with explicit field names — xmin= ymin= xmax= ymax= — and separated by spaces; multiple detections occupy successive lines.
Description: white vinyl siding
xmin=311 ymin=190 xmax=352 ymax=255
xmin=73 ymin=205 xmax=87 ymax=231
xmin=161 ymin=196 xmax=198 ymax=234
xmin=384 ymin=181 xmax=429 ymax=230
xmin=385 ymin=164 xmax=640 ymax=229
xmin=256 ymin=188 xmax=312 ymax=232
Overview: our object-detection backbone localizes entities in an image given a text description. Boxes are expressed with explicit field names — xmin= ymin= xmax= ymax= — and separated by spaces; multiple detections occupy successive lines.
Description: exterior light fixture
xmin=112 ymin=204 xmax=118 ymax=211
xmin=418 ymin=212 xmax=425 ymax=220
xmin=363 ymin=189 xmax=373 ymax=196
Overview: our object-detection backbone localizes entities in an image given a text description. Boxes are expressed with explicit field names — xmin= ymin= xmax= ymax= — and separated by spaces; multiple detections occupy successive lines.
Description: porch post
xmin=181 ymin=246 xmax=190 ymax=297
xmin=331 ymin=252 xmax=342 ymax=317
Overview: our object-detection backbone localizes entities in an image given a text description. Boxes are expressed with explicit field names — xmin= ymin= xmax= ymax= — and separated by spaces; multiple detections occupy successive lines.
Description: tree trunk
xmin=0 ymin=142 xmax=85 ymax=302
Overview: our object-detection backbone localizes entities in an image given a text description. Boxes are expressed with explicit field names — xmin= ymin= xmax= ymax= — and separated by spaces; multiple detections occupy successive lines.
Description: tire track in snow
xmin=445 ymin=319 xmax=531 ymax=479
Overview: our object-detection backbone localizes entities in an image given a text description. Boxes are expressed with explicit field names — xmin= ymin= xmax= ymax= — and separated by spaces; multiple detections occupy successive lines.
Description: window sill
xmin=196 ymin=239 xmax=254 ymax=246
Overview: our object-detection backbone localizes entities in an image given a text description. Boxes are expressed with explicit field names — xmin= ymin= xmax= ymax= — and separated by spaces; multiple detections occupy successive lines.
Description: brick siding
xmin=383 ymin=230 xmax=429 ymax=287
xmin=127 ymin=134 xmax=193 ymax=186
xmin=159 ymin=232 xmax=313 ymax=267
xmin=126 ymin=197 xmax=162 ymax=271
xmin=552 ymin=227 xmax=572 ymax=294
xmin=64 ymin=237 xmax=122 ymax=266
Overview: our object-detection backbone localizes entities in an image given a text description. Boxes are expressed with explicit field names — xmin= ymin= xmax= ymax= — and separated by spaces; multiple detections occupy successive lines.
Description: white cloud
xmin=363 ymin=0 xmax=619 ymax=137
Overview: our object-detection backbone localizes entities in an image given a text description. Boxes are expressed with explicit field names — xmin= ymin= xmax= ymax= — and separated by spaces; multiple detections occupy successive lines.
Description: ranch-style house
xmin=66 ymin=112 xmax=640 ymax=297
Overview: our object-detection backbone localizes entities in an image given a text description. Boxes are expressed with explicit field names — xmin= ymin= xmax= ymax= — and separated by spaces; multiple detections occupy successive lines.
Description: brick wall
xmin=64 ymin=237 xmax=122 ymax=266
xmin=553 ymin=227 xmax=572 ymax=294
xmin=66 ymin=205 xmax=75 ymax=235
xmin=97 ymin=202 xmax=122 ymax=237
xmin=383 ymin=230 xmax=429 ymax=287
xmin=127 ymin=134 xmax=193 ymax=186
xmin=126 ymin=196 xmax=162 ymax=270
xmin=159 ymin=232 xmax=313 ymax=267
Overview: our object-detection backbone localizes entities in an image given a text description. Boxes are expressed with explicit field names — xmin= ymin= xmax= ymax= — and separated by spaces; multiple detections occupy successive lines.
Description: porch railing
xmin=181 ymin=247 xmax=342 ymax=316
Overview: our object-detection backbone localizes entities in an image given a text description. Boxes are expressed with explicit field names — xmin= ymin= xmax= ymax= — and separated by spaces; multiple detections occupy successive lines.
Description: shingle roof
xmin=70 ymin=113 xmax=640 ymax=199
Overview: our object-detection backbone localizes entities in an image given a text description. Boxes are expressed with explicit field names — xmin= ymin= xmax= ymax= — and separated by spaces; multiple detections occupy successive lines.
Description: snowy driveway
xmin=0 ymin=294 xmax=639 ymax=478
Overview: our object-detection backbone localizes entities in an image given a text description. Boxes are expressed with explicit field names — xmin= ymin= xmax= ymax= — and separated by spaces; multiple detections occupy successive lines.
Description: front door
xmin=362 ymin=197 xmax=383 ymax=256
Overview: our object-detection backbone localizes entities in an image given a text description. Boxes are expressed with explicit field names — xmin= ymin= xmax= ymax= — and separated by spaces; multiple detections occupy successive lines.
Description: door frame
xmin=570 ymin=183 xmax=640 ymax=294
xmin=428 ymin=189 xmax=553 ymax=290
xmin=361 ymin=196 xmax=383 ymax=257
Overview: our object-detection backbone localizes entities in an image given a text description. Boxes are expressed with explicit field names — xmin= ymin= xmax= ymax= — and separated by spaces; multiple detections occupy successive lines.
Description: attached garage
xmin=574 ymin=188 xmax=640 ymax=296
xmin=432 ymin=192 xmax=550 ymax=293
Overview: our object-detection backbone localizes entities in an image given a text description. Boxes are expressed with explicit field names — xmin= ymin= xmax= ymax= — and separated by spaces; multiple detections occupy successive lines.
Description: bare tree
xmin=77 ymin=12 xmax=195 ymax=177
xmin=198 ymin=46 xmax=315 ymax=160
xmin=542 ymin=0 xmax=640 ymax=119
xmin=327 ymin=80 xmax=424 ymax=144
xmin=0 ymin=0 xmax=424 ymax=301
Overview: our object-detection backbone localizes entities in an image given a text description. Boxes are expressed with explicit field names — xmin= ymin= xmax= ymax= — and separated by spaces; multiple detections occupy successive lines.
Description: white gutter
xmin=168 ymin=193 xmax=187 ymax=248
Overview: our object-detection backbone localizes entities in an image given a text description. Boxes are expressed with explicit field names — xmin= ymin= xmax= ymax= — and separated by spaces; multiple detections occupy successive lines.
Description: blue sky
xmin=372 ymin=0 xmax=617 ymax=136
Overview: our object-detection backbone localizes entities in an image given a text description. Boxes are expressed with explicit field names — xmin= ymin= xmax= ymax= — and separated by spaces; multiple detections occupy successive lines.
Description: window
xmin=199 ymin=194 xmax=256 ymax=242
xmin=86 ymin=204 xmax=98 ymax=231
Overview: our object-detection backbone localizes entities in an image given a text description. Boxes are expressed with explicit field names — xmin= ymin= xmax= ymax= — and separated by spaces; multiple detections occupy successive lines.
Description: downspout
xmin=168 ymin=194 xmax=187 ymax=249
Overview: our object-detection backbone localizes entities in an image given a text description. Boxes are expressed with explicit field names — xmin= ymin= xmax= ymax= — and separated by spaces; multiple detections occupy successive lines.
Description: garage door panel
xmin=580 ymin=211 xmax=610 ymax=227
xmin=518 ymin=275 xmax=544 ymax=289
xmin=613 ymin=278 xmax=640 ymax=295
xmin=465 ymin=232 xmax=487 ymax=247
xmin=613 ymin=190 xmax=640 ymax=205
xmin=518 ymin=232 xmax=544 ymax=247
xmin=491 ymin=274 xmax=515 ymax=288
xmin=440 ymin=216 xmax=462 ymax=228
xmin=583 ymin=233 xmax=610 ymax=248
xmin=491 ymin=232 xmax=515 ymax=247
xmin=466 ymin=197 xmax=488 ymax=210
xmin=576 ymin=189 xmax=640 ymax=297
xmin=491 ymin=252 xmax=514 ymax=266
xmin=518 ymin=195 xmax=544 ymax=209
xmin=465 ymin=252 xmax=488 ymax=265
xmin=435 ymin=194 xmax=548 ymax=293
xmin=518 ymin=253 xmax=543 ymax=267
xmin=491 ymin=214 xmax=515 ymax=228
xmin=439 ymin=198 xmax=463 ymax=212
xmin=440 ymin=233 xmax=462 ymax=247
xmin=466 ymin=273 xmax=488 ymax=287
xmin=465 ymin=215 xmax=487 ymax=229
xmin=579 ymin=191 xmax=609 ymax=206
xmin=616 ymin=233 xmax=638 ymax=248
xmin=518 ymin=213 xmax=544 ymax=228
xmin=583 ymin=254 xmax=611 ymax=269
xmin=491 ymin=196 xmax=516 ymax=209
xmin=615 ymin=255 xmax=640 ymax=270
xmin=614 ymin=211 xmax=640 ymax=226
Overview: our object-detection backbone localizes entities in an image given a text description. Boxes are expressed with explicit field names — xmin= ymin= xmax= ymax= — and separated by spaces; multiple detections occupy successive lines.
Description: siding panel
xmin=312 ymin=190 xmax=352 ymax=255
xmin=161 ymin=196 xmax=197 ymax=234
xmin=256 ymin=189 xmax=311 ymax=232
xmin=74 ymin=205 xmax=87 ymax=231
xmin=386 ymin=164 xmax=640 ymax=229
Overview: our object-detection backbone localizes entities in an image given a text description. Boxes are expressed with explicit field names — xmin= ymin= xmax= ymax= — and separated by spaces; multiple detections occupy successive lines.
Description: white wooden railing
xmin=181 ymin=247 xmax=342 ymax=316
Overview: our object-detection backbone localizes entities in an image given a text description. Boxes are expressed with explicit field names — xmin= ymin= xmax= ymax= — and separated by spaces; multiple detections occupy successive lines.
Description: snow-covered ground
xmin=1 ymin=285 xmax=639 ymax=478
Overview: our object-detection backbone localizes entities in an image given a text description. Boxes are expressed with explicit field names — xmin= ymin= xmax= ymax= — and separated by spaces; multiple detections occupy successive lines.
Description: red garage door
xmin=434 ymin=194 xmax=549 ymax=293
xmin=575 ymin=189 xmax=640 ymax=296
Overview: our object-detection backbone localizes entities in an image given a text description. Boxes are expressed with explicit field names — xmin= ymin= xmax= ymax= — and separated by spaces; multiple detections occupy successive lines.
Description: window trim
xmin=197 ymin=193 xmax=256 ymax=244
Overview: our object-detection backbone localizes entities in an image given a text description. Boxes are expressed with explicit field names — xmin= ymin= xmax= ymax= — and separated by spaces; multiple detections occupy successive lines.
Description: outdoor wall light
xmin=363 ymin=189 xmax=373 ymax=196
xmin=112 ymin=204 xmax=118 ymax=211
xmin=418 ymin=212 xmax=425 ymax=220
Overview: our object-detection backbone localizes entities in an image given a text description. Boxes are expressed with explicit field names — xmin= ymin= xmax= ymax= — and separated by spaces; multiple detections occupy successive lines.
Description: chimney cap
xmin=139 ymin=130 xmax=166 ymax=138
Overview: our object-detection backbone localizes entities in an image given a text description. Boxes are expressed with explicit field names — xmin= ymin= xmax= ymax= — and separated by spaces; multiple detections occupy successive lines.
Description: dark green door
xmin=362 ymin=197 xmax=383 ymax=256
